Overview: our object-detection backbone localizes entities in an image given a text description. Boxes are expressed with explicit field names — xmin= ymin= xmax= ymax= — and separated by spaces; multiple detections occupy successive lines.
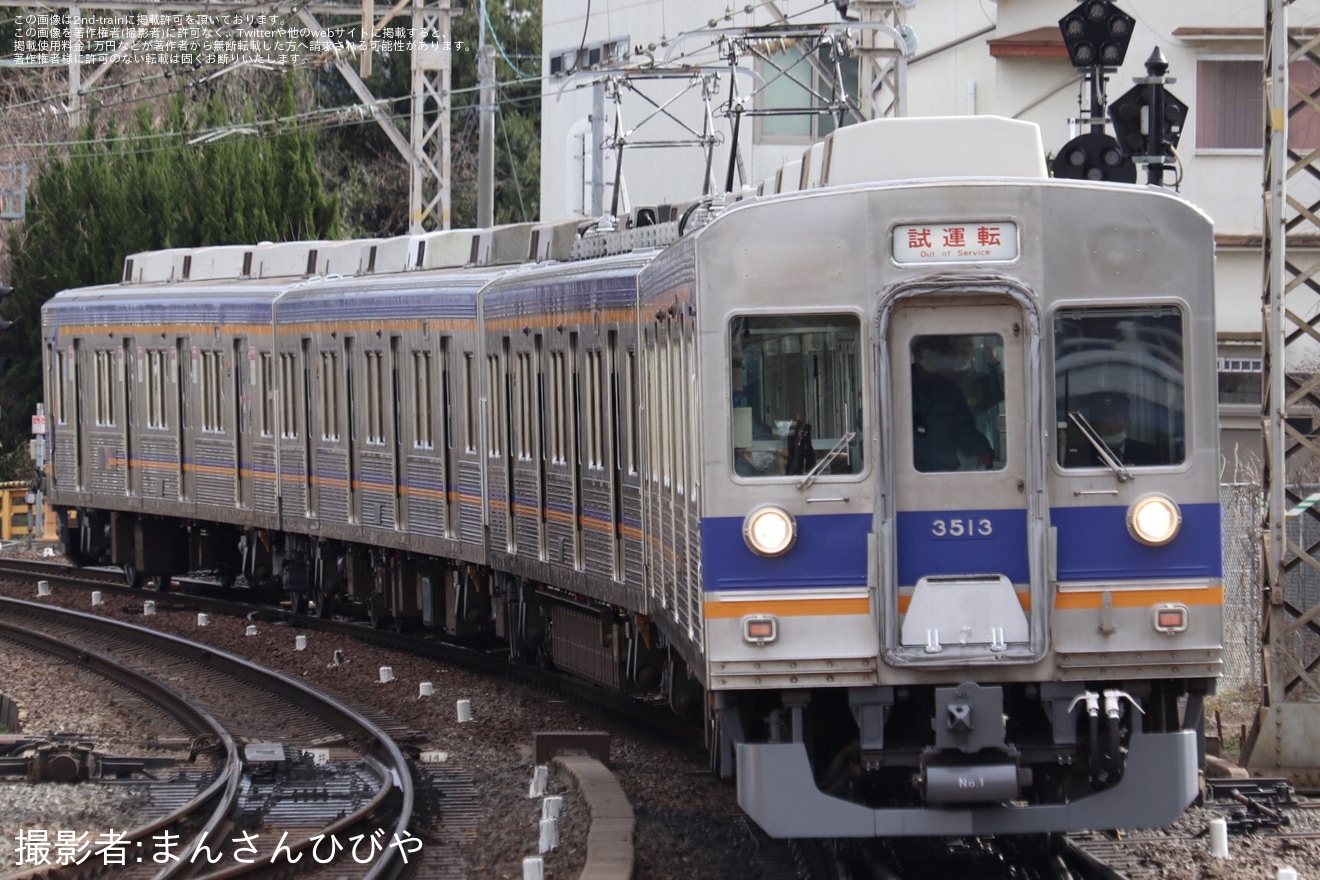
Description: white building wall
xmin=540 ymin=0 xmax=1320 ymax=371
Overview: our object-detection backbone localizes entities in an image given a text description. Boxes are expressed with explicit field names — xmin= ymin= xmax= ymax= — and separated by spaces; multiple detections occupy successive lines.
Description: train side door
xmin=884 ymin=297 xmax=1046 ymax=665
xmin=73 ymin=339 xmax=87 ymax=492
xmin=234 ymin=338 xmax=254 ymax=510
xmin=121 ymin=339 xmax=137 ymax=497
xmin=177 ymin=339 xmax=194 ymax=502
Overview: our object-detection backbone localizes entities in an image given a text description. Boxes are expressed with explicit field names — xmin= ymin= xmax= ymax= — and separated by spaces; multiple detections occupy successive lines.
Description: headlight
xmin=743 ymin=505 xmax=797 ymax=557
xmin=1127 ymin=493 xmax=1182 ymax=546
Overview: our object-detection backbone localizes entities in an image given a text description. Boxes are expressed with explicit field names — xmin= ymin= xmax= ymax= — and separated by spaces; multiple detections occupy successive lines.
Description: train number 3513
xmin=930 ymin=518 xmax=993 ymax=538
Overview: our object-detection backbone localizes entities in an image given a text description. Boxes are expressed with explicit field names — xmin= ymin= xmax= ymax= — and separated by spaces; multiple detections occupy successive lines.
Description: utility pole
xmin=67 ymin=5 xmax=82 ymax=128
xmin=476 ymin=0 xmax=495 ymax=229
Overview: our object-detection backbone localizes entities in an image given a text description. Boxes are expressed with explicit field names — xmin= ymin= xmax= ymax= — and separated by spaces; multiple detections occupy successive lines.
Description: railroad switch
xmin=1204 ymin=778 xmax=1295 ymax=832
xmin=0 ymin=734 xmax=167 ymax=783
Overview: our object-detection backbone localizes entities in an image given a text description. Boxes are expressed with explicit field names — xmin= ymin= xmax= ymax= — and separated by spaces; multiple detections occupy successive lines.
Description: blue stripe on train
xmin=700 ymin=502 xmax=1222 ymax=593
xmin=700 ymin=514 xmax=870 ymax=592
xmin=1051 ymin=502 xmax=1222 ymax=580
xmin=895 ymin=508 xmax=1029 ymax=586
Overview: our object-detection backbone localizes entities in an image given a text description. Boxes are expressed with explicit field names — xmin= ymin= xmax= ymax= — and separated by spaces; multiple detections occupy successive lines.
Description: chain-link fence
xmin=1221 ymin=482 xmax=1261 ymax=693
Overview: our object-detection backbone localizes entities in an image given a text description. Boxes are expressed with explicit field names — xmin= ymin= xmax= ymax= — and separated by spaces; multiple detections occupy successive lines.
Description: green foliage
xmin=314 ymin=0 xmax=541 ymax=234
xmin=0 ymin=74 xmax=340 ymax=470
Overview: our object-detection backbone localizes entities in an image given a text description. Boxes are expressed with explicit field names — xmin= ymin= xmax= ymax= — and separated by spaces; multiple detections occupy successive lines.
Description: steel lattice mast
xmin=1245 ymin=0 xmax=1320 ymax=787
xmin=47 ymin=1 xmax=451 ymax=232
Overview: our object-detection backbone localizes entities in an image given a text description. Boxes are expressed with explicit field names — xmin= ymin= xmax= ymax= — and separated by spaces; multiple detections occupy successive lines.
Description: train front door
xmin=883 ymin=295 xmax=1047 ymax=665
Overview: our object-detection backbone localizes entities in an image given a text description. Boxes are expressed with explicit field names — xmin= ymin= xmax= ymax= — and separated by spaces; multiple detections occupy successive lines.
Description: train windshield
xmin=730 ymin=314 xmax=862 ymax=478
xmin=1054 ymin=305 xmax=1185 ymax=469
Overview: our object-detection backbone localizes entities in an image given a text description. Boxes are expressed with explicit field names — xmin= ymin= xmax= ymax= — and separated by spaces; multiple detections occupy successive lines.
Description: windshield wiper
xmin=1067 ymin=411 xmax=1132 ymax=483
xmin=797 ymin=431 xmax=856 ymax=490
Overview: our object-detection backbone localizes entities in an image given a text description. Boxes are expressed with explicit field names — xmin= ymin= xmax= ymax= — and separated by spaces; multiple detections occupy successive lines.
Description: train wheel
xmin=290 ymin=593 xmax=309 ymax=615
xmin=367 ymin=593 xmax=389 ymax=629
xmin=123 ymin=564 xmax=144 ymax=589
xmin=312 ymin=586 xmax=333 ymax=619
xmin=708 ymin=712 xmax=722 ymax=779
xmin=152 ymin=574 xmax=171 ymax=592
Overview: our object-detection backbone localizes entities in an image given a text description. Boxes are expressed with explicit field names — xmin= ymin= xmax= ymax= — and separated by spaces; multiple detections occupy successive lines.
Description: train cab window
xmin=729 ymin=314 xmax=862 ymax=478
xmin=1054 ymin=305 xmax=1185 ymax=469
xmin=910 ymin=334 xmax=1004 ymax=473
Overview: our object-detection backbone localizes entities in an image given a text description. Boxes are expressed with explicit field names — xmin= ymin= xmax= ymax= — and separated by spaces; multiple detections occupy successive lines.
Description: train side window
xmin=623 ymin=347 xmax=639 ymax=476
xmin=147 ymin=350 xmax=167 ymax=429
xmin=95 ymin=349 xmax=116 ymax=426
xmin=487 ymin=351 xmax=505 ymax=458
xmin=514 ymin=351 xmax=530 ymax=459
xmin=366 ymin=351 xmax=384 ymax=444
xmin=53 ymin=348 xmax=67 ymax=425
xmin=1054 ymin=305 xmax=1185 ymax=468
xmin=200 ymin=350 xmax=224 ymax=433
xmin=463 ymin=352 xmax=476 ymax=453
xmin=259 ymin=353 xmax=274 ymax=437
xmin=729 ymin=314 xmax=862 ymax=478
xmin=280 ymin=352 xmax=298 ymax=440
xmin=414 ymin=351 xmax=433 ymax=448
xmin=322 ymin=351 xmax=340 ymax=441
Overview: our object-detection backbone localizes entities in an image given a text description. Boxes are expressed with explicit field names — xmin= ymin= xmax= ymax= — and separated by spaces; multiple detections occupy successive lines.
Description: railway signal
xmin=1052 ymin=0 xmax=1143 ymax=185
xmin=1109 ymin=48 xmax=1188 ymax=187
xmin=1058 ymin=0 xmax=1134 ymax=69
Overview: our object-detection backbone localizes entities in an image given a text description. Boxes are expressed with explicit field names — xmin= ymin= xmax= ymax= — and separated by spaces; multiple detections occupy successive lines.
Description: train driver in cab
xmin=910 ymin=336 xmax=995 ymax=473
xmin=1070 ymin=391 xmax=1161 ymax=467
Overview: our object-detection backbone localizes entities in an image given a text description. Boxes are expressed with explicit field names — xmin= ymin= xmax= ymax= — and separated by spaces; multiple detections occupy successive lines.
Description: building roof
xmin=987 ymin=27 xmax=1067 ymax=59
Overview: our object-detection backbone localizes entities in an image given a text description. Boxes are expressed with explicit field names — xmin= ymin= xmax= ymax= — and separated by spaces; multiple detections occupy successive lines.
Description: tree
xmin=312 ymin=0 xmax=541 ymax=234
xmin=0 ymin=74 xmax=340 ymax=469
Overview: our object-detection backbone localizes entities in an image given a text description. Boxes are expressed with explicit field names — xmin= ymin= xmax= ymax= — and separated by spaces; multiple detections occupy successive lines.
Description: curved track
xmin=0 ymin=595 xmax=414 ymax=880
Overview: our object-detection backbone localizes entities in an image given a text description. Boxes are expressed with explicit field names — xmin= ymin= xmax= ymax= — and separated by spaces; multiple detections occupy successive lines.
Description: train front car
xmin=653 ymin=117 xmax=1221 ymax=837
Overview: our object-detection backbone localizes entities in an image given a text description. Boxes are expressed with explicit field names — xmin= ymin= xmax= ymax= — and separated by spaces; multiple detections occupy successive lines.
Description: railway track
xmin=0 ymin=596 xmax=415 ymax=880
xmin=0 ymin=557 xmax=704 ymax=749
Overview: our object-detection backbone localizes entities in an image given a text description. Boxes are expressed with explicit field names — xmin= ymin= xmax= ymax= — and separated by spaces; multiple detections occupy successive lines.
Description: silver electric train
xmin=41 ymin=115 xmax=1221 ymax=837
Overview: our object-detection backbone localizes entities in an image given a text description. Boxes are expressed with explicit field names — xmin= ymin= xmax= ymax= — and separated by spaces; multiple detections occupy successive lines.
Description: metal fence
xmin=1220 ymin=482 xmax=1261 ymax=693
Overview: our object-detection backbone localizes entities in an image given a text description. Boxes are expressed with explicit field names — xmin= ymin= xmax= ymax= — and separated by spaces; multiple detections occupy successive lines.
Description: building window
xmin=756 ymin=43 xmax=860 ymax=142
xmin=548 ymin=36 xmax=629 ymax=77
xmin=1217 ymin=355 xmax=1262 ymax=406
xmin=1197 ymin=58 xmax=1320 ymax=150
